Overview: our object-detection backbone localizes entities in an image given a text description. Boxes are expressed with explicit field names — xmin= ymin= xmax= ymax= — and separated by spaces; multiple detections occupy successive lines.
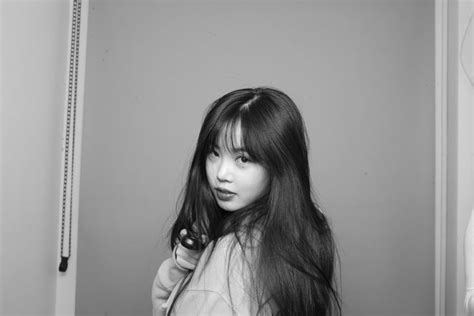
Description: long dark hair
xmin=169 ymin=87 xmax=341 ymax=315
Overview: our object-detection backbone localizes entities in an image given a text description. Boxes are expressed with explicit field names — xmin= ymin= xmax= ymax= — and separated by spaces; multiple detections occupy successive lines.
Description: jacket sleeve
xmin=151 ymin=257 xmax=188 ymax=316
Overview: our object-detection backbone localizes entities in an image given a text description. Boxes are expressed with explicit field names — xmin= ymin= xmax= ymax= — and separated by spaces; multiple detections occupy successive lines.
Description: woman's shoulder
xmin=210 ymin=233 xmax=246 ymax=263
xmin=215 ymin=230 xmax=261 ymax=259
xmin=175 ymin=232 xmax=267 ymax=315
xmin=196 ymin=231 xmax=261 ymax=274
xmin=190 ymin=233 xmax=256 ymax=291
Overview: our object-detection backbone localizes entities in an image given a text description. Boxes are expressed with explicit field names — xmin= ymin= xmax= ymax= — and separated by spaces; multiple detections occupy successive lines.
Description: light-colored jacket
xmin=152 ymin=234 xmax=271 ymax=316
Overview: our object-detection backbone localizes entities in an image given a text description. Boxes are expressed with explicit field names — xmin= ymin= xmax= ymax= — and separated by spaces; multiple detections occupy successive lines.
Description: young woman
xmin=152 ymin=87 xmax=341 ymax=315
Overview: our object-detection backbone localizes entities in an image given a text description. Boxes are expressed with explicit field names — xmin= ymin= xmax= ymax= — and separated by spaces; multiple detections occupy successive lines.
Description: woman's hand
xmin=173 ymin=229 xmax=207 ymax=271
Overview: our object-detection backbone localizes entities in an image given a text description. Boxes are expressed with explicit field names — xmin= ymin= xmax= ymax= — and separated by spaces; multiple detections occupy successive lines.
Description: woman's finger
xmin=176 ymin=245 xmax=201 ymax=261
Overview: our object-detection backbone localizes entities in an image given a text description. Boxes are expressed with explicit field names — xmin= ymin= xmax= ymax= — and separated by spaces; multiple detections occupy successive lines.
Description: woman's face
xmin=206 ymin=122 xmax=269 ymax=212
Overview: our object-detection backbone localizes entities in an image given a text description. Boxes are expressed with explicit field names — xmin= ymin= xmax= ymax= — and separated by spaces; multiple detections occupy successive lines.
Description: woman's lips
xmin=216 ymin=187 xmax=235 ymax=194
xmin=215 ymin=188 xmax=235 ymax=201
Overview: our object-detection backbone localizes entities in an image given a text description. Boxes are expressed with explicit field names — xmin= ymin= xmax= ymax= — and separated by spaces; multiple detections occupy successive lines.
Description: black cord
xmin=59 ymin=0 xmax=82 ymax=273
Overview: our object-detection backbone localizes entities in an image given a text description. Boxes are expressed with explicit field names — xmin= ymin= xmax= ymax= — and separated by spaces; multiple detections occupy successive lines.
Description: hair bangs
xmin=239 ymin=113 xmax=268 ymax=165
xmin=205 ymin=115 xmax=236 ymax=151
xmin=205 ymin=110 xmax=265 ymax=164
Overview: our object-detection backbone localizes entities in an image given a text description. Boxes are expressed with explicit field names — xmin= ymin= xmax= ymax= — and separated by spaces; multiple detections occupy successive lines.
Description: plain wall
xmin=1 ymin=1 xmax=69 ymax=315
xmin=76 ymin=1 xmax=435 ymax=315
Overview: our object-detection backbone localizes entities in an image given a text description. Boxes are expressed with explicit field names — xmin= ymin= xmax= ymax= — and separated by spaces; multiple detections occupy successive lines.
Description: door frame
xmin=436 ymin=0 xmax=474 ymax=315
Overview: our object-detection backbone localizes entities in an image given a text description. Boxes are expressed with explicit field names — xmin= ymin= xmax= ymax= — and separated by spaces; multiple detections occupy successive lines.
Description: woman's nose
xmin=216 ymin=158 xmax=233 ymax=182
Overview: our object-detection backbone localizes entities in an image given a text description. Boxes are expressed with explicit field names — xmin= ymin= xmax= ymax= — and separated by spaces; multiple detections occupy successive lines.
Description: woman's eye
xmin=238 ymin=156 xmax=250 ymax=164
xmin=209 ymin=149 xmax=219 ymax=158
